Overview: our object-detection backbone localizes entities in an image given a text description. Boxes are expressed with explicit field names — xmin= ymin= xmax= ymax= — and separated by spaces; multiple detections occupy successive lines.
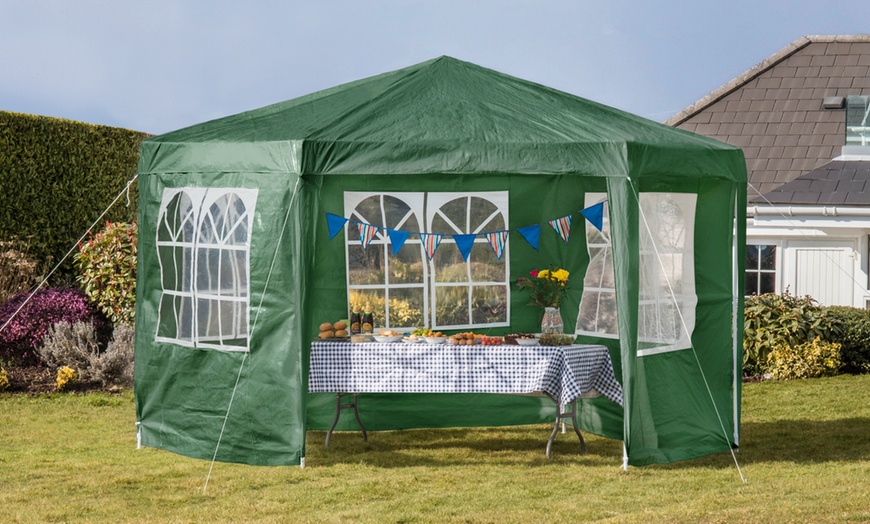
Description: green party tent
xmin=134 ymin=56 xmax=746 ymax=468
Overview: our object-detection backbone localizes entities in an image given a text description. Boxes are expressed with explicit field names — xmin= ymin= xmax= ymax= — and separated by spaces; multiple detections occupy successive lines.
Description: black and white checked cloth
xmin=309 ymin=342 xmax=623 ymax=407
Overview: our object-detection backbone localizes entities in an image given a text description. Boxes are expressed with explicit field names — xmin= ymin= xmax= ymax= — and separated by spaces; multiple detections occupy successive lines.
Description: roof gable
xmin=667 ymin=35 xmax=870 ymax=196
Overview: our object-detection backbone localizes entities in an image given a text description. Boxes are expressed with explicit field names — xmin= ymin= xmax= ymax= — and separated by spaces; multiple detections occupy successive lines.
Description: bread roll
xmin=319 ymin=322 xmax=333 ymax=332
xmin=319 ymin=330 xmax=335 ymax=339
xmin=334 ymin=321 xmax=347 ymax=331
xmin=335 ymin=329 xmax=348 ymax=337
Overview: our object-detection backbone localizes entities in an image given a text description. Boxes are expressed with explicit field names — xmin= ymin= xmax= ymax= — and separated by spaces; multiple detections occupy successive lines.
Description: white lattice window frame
xmin=155 ymin=187 xmax=258 ymax=352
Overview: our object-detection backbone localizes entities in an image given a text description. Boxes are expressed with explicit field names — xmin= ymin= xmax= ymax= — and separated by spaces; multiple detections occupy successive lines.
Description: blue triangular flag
xmin=326 ymin=212 xmax=349 ymax=239
xmin=517 ymin=224 xmax=540 ymax=250
xmin=387 ymin=229 xmax=411 ymax=256
xmin=581 ymin=201 xmax=605 ymax=232
xmin=453 ymin=234 xmax=476 ymax=262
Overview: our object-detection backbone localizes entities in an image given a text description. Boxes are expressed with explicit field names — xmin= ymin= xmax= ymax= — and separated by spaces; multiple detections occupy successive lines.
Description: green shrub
xmin=0 ymin=238 xmax=44 ymax=304
xmin=0 ymin=367 xmax=9 ymax=391
xmin=74 ymin=222 xmax=137 ymax=325
xmin=0 ymin=111 xmax=147 ymax=278
xmin=765 ymin=337 xmax=842 ymax=380
xmin=824 ymin=306 xmax=870 ymax=374
xmin=743 ymin=291 xmax=841 ymax=375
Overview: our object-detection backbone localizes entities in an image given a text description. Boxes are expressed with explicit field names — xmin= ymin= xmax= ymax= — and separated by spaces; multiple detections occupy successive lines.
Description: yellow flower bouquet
xmin=516 ymin=266 xmax=570 ymax=308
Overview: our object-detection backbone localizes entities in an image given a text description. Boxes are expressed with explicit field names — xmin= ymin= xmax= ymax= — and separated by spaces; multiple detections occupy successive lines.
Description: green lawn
xmin=2 ymin=375 xmax=870 ymax=523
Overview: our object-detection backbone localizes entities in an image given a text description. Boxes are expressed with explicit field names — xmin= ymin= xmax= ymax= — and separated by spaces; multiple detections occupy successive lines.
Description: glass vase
xmin=541 ymin=306 xmax=564 ymax=334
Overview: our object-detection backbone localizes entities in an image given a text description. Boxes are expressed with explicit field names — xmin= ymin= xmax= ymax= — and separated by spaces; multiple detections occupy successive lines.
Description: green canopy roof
xmin=141 ymin=56 xmax=744 ymax=181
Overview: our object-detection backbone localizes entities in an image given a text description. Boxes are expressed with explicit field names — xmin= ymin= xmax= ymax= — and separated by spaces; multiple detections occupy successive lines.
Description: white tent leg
xmin=622 ymin=443 xmax=628 ymax=471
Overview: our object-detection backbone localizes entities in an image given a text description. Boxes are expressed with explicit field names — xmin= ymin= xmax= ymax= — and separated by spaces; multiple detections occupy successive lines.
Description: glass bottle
xmin=350 ymin=304 xmax=361 ymax=335
xmin=361 ymin=303 xmax=374 ymax=334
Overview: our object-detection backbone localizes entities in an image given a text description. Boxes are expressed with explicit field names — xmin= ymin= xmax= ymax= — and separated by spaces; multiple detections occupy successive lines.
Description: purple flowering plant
xmin=0 ymin=287 xmax=106 ymax=365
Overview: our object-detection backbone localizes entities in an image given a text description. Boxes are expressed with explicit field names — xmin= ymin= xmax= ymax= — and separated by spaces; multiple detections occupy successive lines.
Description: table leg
xmin=546 ymin=400 xmax=586 ymax=458
xmin=325 ymin=392 xmax=368 ymax=447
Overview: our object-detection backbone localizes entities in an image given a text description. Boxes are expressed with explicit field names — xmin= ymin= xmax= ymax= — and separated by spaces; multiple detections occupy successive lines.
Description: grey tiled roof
xmin=666 ymin=35 xmax=870 ymax=197
xmin=751 ymin=160 xmax=870 ymax=205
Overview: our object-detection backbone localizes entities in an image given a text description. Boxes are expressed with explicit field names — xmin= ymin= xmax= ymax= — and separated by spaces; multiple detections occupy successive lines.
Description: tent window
xmin=344 ymin=192 xmax=509 ymax=330
xmin=156 ymin=187 xmax=258 ymax=352
xmin=637 ymin=193 xmax=697 ymax=357
xmin=576 ymin=194 xmax=618 ymax=338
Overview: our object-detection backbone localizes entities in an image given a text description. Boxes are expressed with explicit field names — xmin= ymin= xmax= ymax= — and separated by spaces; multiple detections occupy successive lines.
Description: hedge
xmin=0 ymin=111 xmax=148 ymax=278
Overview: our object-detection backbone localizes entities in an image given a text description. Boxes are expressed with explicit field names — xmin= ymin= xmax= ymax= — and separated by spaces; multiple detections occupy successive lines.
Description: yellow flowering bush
xmin=765 ymin=337 xmax=842 ymax=380
xmin=56 ymin=366 xmax=77 ymax=391
xmin=516 ymin=266 xmax=570 ymax=308
xmin=0 ymin=368 xmax=10 ymax=391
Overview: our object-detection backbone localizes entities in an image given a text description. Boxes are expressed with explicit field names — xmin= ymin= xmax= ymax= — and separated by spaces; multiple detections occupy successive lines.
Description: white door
xmin=790 ymin=241 xmax=855 ymax=306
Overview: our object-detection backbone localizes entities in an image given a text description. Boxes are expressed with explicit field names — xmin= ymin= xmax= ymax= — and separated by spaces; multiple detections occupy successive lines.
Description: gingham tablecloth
xmin=309 ymin=342 xmax=623 ymax=407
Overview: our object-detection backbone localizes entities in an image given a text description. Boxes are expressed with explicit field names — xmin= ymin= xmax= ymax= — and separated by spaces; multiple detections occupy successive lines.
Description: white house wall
xmin=748 ymin=214 xmax=870 ymax=308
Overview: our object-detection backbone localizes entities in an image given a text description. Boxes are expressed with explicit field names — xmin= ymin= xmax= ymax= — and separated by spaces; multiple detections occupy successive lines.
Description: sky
xmin=3 ymin=1 xmax=870 ymax=135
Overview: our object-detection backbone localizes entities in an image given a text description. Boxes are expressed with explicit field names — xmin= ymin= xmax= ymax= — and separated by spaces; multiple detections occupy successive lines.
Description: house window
xmin=344 ymin=192 xmax=509 ymax=330
xmin=845 ymin=95 xmax=870 ymax=146
xmin=576 ymin=193 xmax=618 ymax=338
xmin=156 ymin=187 xmax=258 ymax=352
xmin=636 ymin=193 xmax=697 ymax=357
xmin=745 ymin=244 xmax=776 ymax=295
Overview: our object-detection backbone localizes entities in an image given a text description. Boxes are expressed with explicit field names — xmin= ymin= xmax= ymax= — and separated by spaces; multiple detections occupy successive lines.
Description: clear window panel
xmin=383 ymin=195 xmax=415 ymax=229
xmin=158 ymin=245 xmax=180 ymax=290
xmin=596 ymin=292 xmax=619 ymax=334
xmin=219 ymin=299 xmax=246 ymax=339
xmin=469 ymin=243 xmax=503 ymax=282
xmin=219 ymin=250 xmax=246 ymax=296
xmin=760 ymin=245 xmax=776 ymax=270
xmin=388 ymin=288 xmax=425 ymax=328
xmin=433 ymin=243 xmax=468 ymax=283
xmin=197 ymin=298 xmax=221 ymax=339
xmin=746 ymin=245 xmax=759 ymax=270
xmin=468 ymin=197 xmax=500 ymax=231
xmin=353 ymin=196 xmax=384 ymax=227
xmin=435 ymin=286 xmax=469 ymax=326
xmin=745 ymin=273 xmax=758 ymax=296
xmin=471 ymin=285 xmax=507 ymax=324
xmin=348 ymin=244 xmax=385 ymax=285
xmin=760 ymin=272 xmax=775 ymax=294
xmin=196 ymin=247 xmax=221 ymax=295
xmin=436 ymin=198 xmax=468 ymax=230
xmin=158 ymin=295 xmax=180 ymax=340
xmin=388 ymin=243 xmax=424 ymax=284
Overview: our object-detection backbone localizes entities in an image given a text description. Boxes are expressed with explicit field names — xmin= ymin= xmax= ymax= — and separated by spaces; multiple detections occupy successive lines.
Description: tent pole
xmin=622 ymin=443 xmax=628 ymax=471
xmin=732 ymin=195 xmax=741 ymax=447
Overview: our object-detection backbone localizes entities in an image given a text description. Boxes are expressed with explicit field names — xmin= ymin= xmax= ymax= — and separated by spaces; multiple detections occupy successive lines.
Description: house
xmin=667 ymin=35 xmax=870 ymax=308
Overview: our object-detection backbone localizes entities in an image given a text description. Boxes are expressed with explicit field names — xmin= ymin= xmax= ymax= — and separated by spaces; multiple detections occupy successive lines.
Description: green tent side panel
xmin=135 ymin=162 xmax=312 ymax=466
xmin=609 ymin=171 xmax=743 ymax=467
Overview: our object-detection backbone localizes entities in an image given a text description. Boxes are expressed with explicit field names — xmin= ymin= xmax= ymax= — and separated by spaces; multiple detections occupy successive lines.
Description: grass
xmin=2 ymin=375 xmax=870 ymax=523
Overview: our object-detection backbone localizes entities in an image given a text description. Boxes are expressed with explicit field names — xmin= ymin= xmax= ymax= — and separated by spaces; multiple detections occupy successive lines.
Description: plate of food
xmin=515 ymin=337 xmax=540 ymax=346
xmin=424 ymin=336 xmax=447 ymax=345
xmin=373 ymin=329 xmax=403 ymax=343
xmin=402 ymin=335 xmax=424 ymax=344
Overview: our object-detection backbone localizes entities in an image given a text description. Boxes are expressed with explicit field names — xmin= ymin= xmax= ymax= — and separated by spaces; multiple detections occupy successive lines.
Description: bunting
xmin=419 ymin=233 xmax=442 ymax=260
xmin=326 ymin=212 xmax=348 ymax=239
xmin=485 ymin=231 xmax=508 ymax=260
xmin=357 ymin=223 xmax=379 ymax=249
xmin=453 ymin=234 xmax=476 ymax=262
xmin=326 ymin=199 xmax=608 ymax=257
xmin=517 ymin=224 xmax=540 ymax=251
xmin=549 ymin=215 xmax=572 ymax=245
xmin=580 ymin=201 xmax=605 ymax=232
xmin=387 ymin=229 xmax=411 ymax=256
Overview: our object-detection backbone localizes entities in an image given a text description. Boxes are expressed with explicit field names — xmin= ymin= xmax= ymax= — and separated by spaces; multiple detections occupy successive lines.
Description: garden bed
xmin=2 ymin=365 xmax=122 ymax=394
